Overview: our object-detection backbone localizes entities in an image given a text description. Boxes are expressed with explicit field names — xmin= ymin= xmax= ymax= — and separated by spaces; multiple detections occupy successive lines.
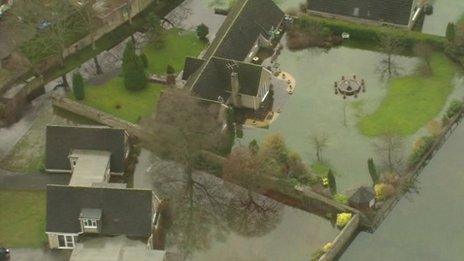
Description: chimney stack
xmin=231 ymin=72 xmax=241 ymax=108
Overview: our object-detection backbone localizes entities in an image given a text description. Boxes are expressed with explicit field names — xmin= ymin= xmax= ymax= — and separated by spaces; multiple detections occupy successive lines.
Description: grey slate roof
xmin=202 ymin=0 xmax=285 ymax=61
xmin=45 ymin=125 xmax=127 ymax=173
xmin=46 ymin=185 xmax=153 ymax=236
xmin=185 ymin=0 xmax=284 ymax=100
xmin=307 ymin=0 xmax=414 ymax=26
xmin=192 ymin=57 xmax=264 ymax=100
xmin=348 ymin=186 xmax=375 ymax=204
xmin=182 ymin=57 xmax=205 ymax=81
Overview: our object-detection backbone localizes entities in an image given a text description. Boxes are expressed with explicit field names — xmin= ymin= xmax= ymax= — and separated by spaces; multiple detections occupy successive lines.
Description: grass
xmin=71 ymin=28 xmax=205 ymax=123
xmin=75 ymin=77 xmax=164 ymax=123
xmin=359 ymin=53 xmax=457 ymax=137
xmin=311 ymin=162 xmax=331 ymax=177
xmin=0 ymin=190 xmax=47 ymax=248
xmin=143 ymin=28 xmax=206 ymax=74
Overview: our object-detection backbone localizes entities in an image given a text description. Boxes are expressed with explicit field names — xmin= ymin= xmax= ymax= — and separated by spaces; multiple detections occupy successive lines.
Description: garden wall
xmin=51 ymin=95 xmax=155 ymax=143
xmin=295 ymin=15 xmax=445 ymax=51
xmin=319 ymin=214 xmax=360 ymax=261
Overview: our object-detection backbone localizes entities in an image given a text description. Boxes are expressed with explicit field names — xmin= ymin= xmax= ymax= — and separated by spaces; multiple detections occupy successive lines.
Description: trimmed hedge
xmin=296 ymin=15 xmax=446 ymax=51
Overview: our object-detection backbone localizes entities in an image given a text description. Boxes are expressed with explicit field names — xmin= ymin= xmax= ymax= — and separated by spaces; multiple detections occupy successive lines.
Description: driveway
xmin=9 ymin=248 xmax=71 ymax=261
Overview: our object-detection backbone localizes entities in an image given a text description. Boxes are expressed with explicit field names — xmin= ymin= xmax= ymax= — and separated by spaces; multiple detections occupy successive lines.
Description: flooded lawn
xmin=422 ymin=0 xmax=464 ymax=36
xmin=239 ymin=45 xmax=464 ymax=191
xmin=142 ymin=156 xmax=339 ymax=260
xmin=341 ymin=122 xmax=464 ymax=261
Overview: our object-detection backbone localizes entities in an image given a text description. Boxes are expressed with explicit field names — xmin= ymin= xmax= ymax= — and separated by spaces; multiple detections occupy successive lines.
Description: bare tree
xmin=414 ymin=43 xmax=434 ymax=74
xmin=310 ymin=133 xmax=328 ymax=162
xmin=377 ymin=34 xmax=403 ymax=79
xmin=373 ymin=132 xmax=404 ymax=172
xmin=147 ymin=88 xmax=226 ymax=175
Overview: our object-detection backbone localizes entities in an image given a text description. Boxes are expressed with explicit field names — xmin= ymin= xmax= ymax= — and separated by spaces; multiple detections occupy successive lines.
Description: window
xmin=58 ymin=234 xmax=75 ymax=249
xmin=82 ymin=219 xmax=97 ymax=228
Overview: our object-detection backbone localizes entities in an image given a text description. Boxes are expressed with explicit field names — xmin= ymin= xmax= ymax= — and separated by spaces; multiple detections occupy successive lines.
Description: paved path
xmin=0 ymin=169 xmax=70 ymax=190
xmin=9 ymin=248 xmax=71 ymax=261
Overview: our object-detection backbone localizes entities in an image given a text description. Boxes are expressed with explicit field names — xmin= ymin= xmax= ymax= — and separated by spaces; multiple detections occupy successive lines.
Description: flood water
xmin=143 ymin=157 xmax=339 ymax=260
xmin=341 ymin=122 xmax=464 ymax=261
xmin=422 ymin=0 xmax=464 ymax=36
xmin=240 ymin=45 xmax=422 ymax=191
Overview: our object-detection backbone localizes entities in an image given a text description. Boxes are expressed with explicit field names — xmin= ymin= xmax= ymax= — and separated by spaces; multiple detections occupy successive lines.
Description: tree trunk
xmin=62 ymin=74 xmax=70 ymax=92
xmin=94 ymin=56 xmax=103 ymax=75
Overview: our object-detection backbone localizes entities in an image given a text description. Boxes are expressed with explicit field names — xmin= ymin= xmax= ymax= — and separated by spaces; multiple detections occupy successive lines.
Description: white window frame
xmin=82 ymin=218 xmax=98 ymax=228
xmin=58 ymin=234 xmax=76 ymax=249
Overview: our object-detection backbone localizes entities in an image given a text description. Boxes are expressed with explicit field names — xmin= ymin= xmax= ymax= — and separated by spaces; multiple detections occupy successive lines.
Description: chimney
xmin=230 ymin=72 xmax=241 ymax=108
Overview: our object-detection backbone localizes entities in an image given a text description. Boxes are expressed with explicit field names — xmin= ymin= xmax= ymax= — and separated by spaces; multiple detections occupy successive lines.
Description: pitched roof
xmin=45 ymin=125 xmax=127 ymax=173
xmin=46 ymin=185 xmax=153 ymax=236
xmin=348 ymin=186 xmax=375 ymax=204
xmin=202 ymin=0 xmax=285 ymax=61
xmin=185 ymin=0 xmax=284 ymax=100
xmin=307 ymin=0 xmax=414 ymax=26
xmin=182 ymin=57 xmax=205 ymax=81
xmin=192 ymin=57 xmax=264 ymax=100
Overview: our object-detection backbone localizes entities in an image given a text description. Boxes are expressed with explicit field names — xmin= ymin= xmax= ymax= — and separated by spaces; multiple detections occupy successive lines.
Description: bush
xmin=446 ymin=22 xmax=455 ymax=42
xmin=446 ymin=100 xmax=463 ymax=119
xmin=72 ymin=72 xmax=85 ymax=100
xmin=122 ymin=41 xmax=147 ymax=91
xmin=374 ymin=183 xmax=395 ymax=201
xmin=323 ymin=242 xmax=333 ymax=252
xmin=311 ymin=248 xmax=325 ymax=261
xmin=166 ymin=64 xmax=175 ymax=74
xmin=140 ymin=53 xmax=149 ymax=69
xmin=408 ymin=135 xmax=436 ymax=167
xmin=334 ymin=193 xmax=348 ymax=204
xmin=336 ymin=212 xmax=352 ymax=228
xmin=196 ymin=23 xmax=209 ymax=41
xmin=426 ymin=120 xmax=442 ymax=136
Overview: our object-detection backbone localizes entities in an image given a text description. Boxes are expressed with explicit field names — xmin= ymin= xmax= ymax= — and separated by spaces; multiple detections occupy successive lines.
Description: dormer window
xmin=79 ymin=208 xmax=102 ymax=233
xmin=82 ymin=219 xmax=98 ymax=228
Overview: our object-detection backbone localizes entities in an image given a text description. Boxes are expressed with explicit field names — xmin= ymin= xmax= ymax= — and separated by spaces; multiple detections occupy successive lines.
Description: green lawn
xmin=0 ymin=191 xmax=47 ymax=248
xmin=143 ymin=28 xmax=206 ymax=74
xmin=77 ymin=77 xmax=164 ymax=123
xmin=359 ymin=53 xmax=457 ymax=137
xmin=72 ymin=28 xmax=205 ymax=123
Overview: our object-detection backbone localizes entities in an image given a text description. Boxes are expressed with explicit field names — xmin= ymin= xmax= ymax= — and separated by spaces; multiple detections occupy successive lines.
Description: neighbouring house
xmin=45 ymin=125 xmax=161 ymax=250
xmin=45 ymin=125 xmax=129 ymax=175
xmin=182 ymin=0 xmax=285 ymax=111
xmin=307 ymin=0 xmax=418 ymax=28
xmin=348 ymin=186 xmax=376 ymax=210
xmin=46 ymin=185 xmax=157 ymax=249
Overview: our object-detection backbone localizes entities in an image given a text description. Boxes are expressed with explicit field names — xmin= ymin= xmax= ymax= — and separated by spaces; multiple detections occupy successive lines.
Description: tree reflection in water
xmin=150 ymin=158 xmax=283 ymax=258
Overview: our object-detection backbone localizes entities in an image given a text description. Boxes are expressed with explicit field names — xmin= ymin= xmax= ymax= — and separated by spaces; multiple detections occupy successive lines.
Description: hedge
xmin=296 ymin=15 xmax=446 ymax=51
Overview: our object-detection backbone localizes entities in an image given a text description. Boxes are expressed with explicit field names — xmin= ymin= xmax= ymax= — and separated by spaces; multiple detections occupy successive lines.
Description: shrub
xmin=140 ymin=53 xmax=149 ymax=69
xmin=374 ymin=183 xmax=395 ymax=201
xmin=336 ymin=212 xmax=352 ymax=228
xmin=334 ymin=193 xmax=348 ymax=204
xmin=408 ymin=135 xmax=436 ymax=167
xmin=446 ymin=100 xmax=463 ymax=119
xmin=311 ymin=248 xmax=325 ymax=261
xmin=323 ymin=242 xmax=333 ymax=252
xmin=446 ymin=22 xmax=456 ymax=42
xmin=367 ymin=158 xmax=379 ymax=185
xmin=122 ymin=41 xmax=147 ymax=91
xmin=166 ymin=64 xmax=175 ymax=74
xmin=296 ymin=15 xmax=445 ymax=51
xmin=72 ymin=72 xmax=85 ymax=100
xmin=426 ymin=120 xmax=442 ymax=136
xmin=196 ymin=23 xmax=209 ymax=41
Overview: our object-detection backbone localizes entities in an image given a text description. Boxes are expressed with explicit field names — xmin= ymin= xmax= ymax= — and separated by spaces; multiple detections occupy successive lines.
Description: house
xmin=46 ymin=185 xmax=156 ymax=249
xmin=182 ymin=0 xmax=285 ymax=111
xmin=45 ymin=125 xmax=129 ymax=175
xmin=45 ymin=125 xmax=159 ymax=250
xmin=307 ymin=0 xmax=418 ymax=28
xmin=348 ymin=186 xmax=376 ymax=210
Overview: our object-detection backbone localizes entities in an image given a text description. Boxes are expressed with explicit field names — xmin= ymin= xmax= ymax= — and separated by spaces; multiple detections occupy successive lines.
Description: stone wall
xmin=51 ymin=95 xmax=155 ymax=143
xmin=319 ymin=214 xmax=360 ymax=261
